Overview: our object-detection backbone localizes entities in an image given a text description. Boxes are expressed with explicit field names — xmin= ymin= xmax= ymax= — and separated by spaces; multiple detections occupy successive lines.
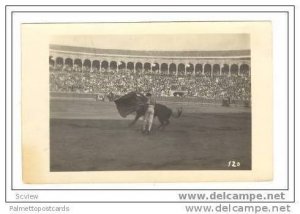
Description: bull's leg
xmin=157 ymin=117 xmax=165 ymax=130
xmin=157 ymin=124 xmax=163 ymax=130
xmin=128 ymin=113 xmax=141 ymax=127
xmin=161 ymin=119 xmax=170 ymax=130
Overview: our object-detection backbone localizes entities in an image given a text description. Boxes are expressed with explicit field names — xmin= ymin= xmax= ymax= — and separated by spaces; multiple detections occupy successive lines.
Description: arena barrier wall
xmin=50 ymin=92 xmax=250 ymax=107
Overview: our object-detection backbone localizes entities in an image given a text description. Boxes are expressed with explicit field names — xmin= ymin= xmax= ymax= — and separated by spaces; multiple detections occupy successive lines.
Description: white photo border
xmin=4 ymin=5 xmax=295 ymax=203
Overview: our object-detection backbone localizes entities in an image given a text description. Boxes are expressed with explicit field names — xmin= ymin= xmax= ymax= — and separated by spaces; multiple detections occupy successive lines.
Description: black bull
xmin=114 ymin=92 xmax=182 ymax=129
xmin=129 ymin=103 xmax=182 ymax=129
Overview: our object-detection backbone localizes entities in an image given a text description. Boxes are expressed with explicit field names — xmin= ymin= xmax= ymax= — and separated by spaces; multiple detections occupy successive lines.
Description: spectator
xmin=49 ymin=69 xmax=251 ymax=101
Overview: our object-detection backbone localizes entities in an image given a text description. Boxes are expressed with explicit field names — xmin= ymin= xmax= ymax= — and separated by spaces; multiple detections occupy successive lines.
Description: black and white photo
xmin=49 ymin=33 xmax=252 ymax=171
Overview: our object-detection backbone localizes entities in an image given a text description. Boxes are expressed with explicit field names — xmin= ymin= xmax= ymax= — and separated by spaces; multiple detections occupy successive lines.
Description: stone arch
xmin=101 ymin=60 xmax=109 ymax=72
xmin=240 ymin=64 xmax=250 ymax=76
xmin=127 ymin=62 xmax=134 ymax=72
xmin=151 ymin=62 xmax=159 ymax=73
xmin=204 ymin=64 xmax=212 ymax=76
xmin=64 ymin=58 xmax=73 ymax=67
xmin=186 ymin=63 xmax=194 ymax=75
xmin=135 ymin=62 xmax=143 ymax=74
xmin=64 ymin=58 xmax=73 ymax=72
xmin=195 ymin=64 xmax=203 ymax=76
xmin=213 ymin=64 xmax=221 ymax=76
xmin=118 ymin=61 xmax=126 ymax=72
xmin=110 ymin=61 xmax=117 ymax=72
xmin=56 ymin=57 xmax=63 ymax=65
xmin=178 ymin=63 xmax=185 ymax=76
xmin=74 ymin=59 xmax=82 ymax=72
xmin=161 ymin=63 xmax=168 ymax=75
xmin=49 ymin=56 xmax=55 ymax=69
xmin=169 ymin=63 xmax=176 ymax=75
xmin=55 ymin=57 xmax=64 ymax=71
xmin=74 ymin=59 xmax=82 ymax=67
xmin=92 ymin=60 xmax=100 ymax=72
xmin=83 ymin=59 xmax=91 ymax=72
xmin=222 ymin=64 xmax=229 ymax=76
xmin=230 ymin=64 xmax=239 ymax=76
xmin=144 ymin=62 xmax=151 ymax=74
xmin=83 ymin=59 xmax=91 ymax=67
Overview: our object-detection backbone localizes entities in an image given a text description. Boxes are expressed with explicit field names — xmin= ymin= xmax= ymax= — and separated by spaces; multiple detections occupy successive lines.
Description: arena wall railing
xmin=50 ymin=91 xmax=250 ymax=107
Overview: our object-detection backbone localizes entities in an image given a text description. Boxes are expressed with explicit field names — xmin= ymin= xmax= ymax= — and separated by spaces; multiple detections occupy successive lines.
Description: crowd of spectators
xmin=50 ymin=66 xmax=251 ymax=101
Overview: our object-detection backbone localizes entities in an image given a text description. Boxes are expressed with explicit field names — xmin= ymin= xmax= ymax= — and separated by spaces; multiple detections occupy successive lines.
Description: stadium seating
xmin=49 ymin=69 xmax=251 ymax=103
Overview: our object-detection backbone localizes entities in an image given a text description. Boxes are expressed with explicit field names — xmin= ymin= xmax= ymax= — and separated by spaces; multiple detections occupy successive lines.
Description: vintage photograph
xmin=49 ymin=33 xmax=252 ymax=172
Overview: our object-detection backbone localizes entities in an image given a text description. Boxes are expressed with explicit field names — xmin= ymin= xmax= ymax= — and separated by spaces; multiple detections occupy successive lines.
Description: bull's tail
xmin=172 ymin=107 xmax=183 ymax=118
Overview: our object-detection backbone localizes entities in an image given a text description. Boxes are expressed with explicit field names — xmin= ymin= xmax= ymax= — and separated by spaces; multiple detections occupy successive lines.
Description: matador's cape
xmin=114 ymin=92 xmax=147 ymax=118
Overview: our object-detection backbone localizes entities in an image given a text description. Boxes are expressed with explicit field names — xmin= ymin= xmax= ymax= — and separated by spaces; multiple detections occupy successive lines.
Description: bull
xmin=129 ymin=103 xmax=182 ymax=129
xmin=114 ymin=92 xmax=182 ymax=130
